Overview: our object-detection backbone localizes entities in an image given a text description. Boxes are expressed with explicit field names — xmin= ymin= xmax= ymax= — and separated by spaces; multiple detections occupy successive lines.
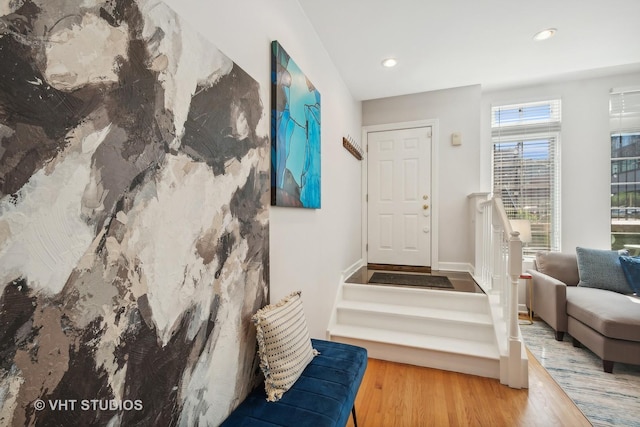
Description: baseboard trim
xmin=344 ymin=259 xmax=365 ymax=280
xmin=328 ymin=259 xmax=366 ymax=340
xmin=436 ymin=262 xmax=473 ymax=273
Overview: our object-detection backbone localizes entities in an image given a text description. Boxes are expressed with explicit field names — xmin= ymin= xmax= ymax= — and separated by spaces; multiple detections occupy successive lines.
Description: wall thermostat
xmin=451 ymin=132 xmax=462 ymax=146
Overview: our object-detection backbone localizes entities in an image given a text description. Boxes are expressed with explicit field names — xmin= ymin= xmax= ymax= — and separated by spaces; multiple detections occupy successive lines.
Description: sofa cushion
xmin=566 ymin=287 xmax=640 ymax=342
xmin=619 ymin=256 xmax=640 ymax=294
xmin=576 ymin=247 xmax=633 ymax=294
xmin=535 ymin=251 xmax=579 ymax=286
xmin=252 ymin=291 xmax=317 ymax=402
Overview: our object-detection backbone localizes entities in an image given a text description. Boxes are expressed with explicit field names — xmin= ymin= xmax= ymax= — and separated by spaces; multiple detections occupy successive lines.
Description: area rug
xmin=368 ymin=272 xmax=454 ymax=289
xmin=521 ymin=320 xmax=640 ymax=427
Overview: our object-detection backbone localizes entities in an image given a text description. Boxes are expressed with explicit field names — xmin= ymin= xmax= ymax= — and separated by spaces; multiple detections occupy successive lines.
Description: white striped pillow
xmin=252 ymin=291 xmax=317 ymax=402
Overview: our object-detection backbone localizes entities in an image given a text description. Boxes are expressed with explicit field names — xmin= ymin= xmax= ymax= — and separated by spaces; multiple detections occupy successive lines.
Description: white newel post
xmin=469 ymin=193 xmax=490 ymax=287
xmin=501 ymin=235 xmax=509 ymax=320
xmin=482 ymin=203 xmax=491 ymax=286
xmin=508 ymin=230 xmax=524 ymax=387
xmin=508 ymin=231 xmax=522 ymax=339
xmin=491 ymin=222 xmax=503 ymax=297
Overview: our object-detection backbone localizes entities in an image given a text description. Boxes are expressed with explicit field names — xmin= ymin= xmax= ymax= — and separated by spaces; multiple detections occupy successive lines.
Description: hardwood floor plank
xmin=347 ymin=350 xmax=590 ymax=427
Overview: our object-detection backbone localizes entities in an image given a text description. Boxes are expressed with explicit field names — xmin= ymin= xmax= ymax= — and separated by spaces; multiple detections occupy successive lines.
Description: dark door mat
xmin=368 ymin=272 xmax=454 ymax=289
xmin=367 ymin=263 xmax=432 ymax=274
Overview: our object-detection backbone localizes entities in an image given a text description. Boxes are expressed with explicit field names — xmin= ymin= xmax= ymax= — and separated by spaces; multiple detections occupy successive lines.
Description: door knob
xmin=423 ymin=204 xmax=429 ymax=210
xmin=423 ymin=195 xmax=429 ymax=200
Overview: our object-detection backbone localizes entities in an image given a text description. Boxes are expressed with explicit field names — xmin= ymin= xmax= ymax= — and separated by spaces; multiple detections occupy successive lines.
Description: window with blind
xmin=610 ymin=88 xmax=640 ymax=251
xmin=491 ymin=99 xmax=561 ymax=256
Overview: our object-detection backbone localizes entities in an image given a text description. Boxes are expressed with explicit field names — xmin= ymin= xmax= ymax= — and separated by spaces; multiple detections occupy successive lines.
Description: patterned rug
xmin=368 ymin=272 xmax=454 ymax=289
xmin=521 ymin=320 xmax=640 ymax=427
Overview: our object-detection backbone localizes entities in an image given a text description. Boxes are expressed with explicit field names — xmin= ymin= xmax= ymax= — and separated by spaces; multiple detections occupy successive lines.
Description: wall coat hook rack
xmin=342 ymin=135 xmax=363 ymax=160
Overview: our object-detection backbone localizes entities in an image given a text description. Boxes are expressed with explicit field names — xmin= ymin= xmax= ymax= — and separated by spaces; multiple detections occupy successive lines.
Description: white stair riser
xmin=332 ymin=335 xmax=500 ymax=379
xmin=336 ymin=308 xmax=495 ymax=342
xmin=342 ymin=284 xmax=488 ymax=314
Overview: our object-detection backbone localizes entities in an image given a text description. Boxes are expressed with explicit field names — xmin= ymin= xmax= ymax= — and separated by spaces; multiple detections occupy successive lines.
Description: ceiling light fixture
xmin=381 ymin=58 xmax=397 ymax=68
xmin=533 ymin=28 xmax=557 ymax=41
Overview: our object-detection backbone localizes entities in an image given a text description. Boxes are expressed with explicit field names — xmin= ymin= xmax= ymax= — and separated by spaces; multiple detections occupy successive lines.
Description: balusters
xmin=472 ymin=195 xmax=527 ymax=388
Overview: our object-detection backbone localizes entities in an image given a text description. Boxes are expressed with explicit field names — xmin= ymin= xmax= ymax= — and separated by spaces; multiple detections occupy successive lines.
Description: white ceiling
xmin=297 ymin=0 xmax=640 ymax=101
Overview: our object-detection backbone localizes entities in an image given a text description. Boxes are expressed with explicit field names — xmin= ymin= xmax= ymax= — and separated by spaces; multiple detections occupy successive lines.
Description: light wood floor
xmin=347 ymin=349 xmax=590 ymax=427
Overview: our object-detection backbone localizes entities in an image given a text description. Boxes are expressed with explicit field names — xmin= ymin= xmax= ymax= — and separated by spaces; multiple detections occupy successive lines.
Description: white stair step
xmin=329 ymin=276 xmax=528 ymax=386
xmin=329 ymin=324 xmax=499 ymax=360
xmin=330 ymin=332 xmax=500 ymax=379
xmin=342 ymin=283 xmax=488 ymax=314
xmin=336 ymin=301 xmax=494 ymax=342
xmin=337 ymin=300 xmax=492 ymax=324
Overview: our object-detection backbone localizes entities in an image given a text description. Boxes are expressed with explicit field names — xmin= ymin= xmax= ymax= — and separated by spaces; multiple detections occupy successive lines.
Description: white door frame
xmin=361 ymin=119 xmax=439 ymax=270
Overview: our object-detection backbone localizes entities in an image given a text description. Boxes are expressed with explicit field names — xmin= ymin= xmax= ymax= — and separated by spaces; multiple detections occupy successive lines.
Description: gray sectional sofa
xmin=527 ymin=250 xmax=640 ymax=373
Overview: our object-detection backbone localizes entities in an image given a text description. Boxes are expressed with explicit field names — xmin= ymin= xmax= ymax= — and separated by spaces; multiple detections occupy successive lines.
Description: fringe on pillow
xmin=251 ymin=290 xmax=320 ymax=402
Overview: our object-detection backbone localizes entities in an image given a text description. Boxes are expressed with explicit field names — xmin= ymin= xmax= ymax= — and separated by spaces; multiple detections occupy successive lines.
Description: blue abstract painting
xmin=271 ymin=40 xmax=321 ymax=208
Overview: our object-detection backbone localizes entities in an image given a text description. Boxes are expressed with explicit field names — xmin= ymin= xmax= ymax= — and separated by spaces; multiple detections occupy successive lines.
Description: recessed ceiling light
xmin=381 ymin=58 xmax=398 ymax=68
xmin=533 ymin=28 xmax=557 ymax=41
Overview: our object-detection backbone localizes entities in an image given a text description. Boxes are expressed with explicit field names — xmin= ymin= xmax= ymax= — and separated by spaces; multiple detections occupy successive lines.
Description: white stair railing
xmin=470 ymin=193 xmax=528 ymax=389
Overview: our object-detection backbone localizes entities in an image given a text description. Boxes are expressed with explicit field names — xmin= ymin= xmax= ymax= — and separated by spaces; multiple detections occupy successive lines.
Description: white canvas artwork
xmin=0 ymin=0 xmax=270 ymax=425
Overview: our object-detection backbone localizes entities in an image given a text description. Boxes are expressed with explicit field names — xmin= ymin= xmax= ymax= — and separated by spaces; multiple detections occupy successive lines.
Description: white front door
xmin=367 ymin=127 xmax=432 ymax=266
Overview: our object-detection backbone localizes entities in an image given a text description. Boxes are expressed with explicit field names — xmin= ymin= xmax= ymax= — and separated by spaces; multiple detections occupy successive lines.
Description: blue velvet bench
xmin=221 ymin=339 xmax=368 ymax=427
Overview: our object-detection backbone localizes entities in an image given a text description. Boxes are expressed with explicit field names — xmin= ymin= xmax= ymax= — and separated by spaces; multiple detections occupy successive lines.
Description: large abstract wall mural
xmin=0 ymin=0 xmax=270 ymax=425
xmin=271 ymin=40 xmax=321 ymax=209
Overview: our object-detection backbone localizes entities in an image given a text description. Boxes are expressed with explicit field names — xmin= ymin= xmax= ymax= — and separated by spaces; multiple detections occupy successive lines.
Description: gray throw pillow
xmin=576 ymin=247 xmax=633 ymax=294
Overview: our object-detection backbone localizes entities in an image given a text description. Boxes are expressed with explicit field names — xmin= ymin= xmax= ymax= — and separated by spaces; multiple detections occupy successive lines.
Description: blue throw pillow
xmin=618 ymin=256 xmax=640 ymax=295
xmin=576 ymin=247 xmax=633 ymax=294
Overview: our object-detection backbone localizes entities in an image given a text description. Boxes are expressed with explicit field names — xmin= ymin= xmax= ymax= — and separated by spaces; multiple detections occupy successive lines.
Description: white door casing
xmin=367 ymin=126 xmax=433 ymax=267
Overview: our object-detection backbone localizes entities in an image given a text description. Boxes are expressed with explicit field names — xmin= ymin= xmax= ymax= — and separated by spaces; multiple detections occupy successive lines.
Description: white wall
xmin=138 ymin=1 xmax=640 ymax=329
xmin=162 ymin=0 xmax=363 ymax=338
xmin=482 ymin=71 xmax=640 ymax=253
xmin=362 ymin=85 xmax=482 ymax=269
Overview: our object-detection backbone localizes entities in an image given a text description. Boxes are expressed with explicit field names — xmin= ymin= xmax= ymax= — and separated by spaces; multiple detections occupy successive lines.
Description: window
xmin=610 ymin=88 xmax=640 ymax=251
xmin=491 ymin=99 xmax=561 ymax=256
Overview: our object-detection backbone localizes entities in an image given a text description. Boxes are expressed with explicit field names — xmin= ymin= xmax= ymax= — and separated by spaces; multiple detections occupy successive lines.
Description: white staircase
xmin=327 ymin=282 xmax=501 ymax=379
